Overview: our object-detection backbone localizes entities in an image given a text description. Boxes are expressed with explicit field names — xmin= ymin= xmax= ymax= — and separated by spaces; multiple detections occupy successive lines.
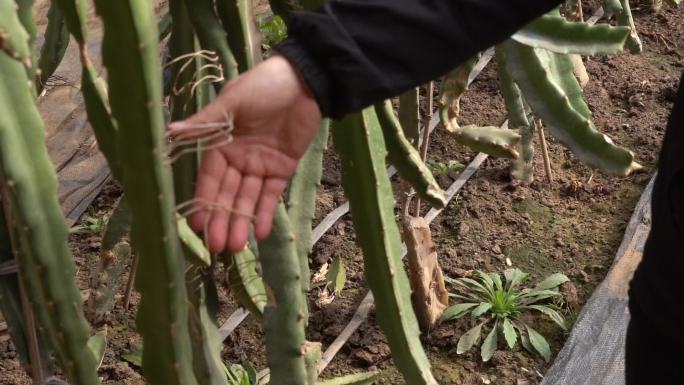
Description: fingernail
xmin=167 ymin=121 xmax=186 ymax=130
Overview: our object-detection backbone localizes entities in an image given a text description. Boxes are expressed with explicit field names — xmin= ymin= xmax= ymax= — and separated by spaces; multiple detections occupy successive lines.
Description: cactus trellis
xmin=0 ymin=1 xmax=655 ymax=384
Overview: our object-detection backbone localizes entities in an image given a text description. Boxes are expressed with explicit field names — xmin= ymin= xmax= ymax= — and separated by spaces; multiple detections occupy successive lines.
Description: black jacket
xmin=276 ymin=0 xmax=561 ymax=119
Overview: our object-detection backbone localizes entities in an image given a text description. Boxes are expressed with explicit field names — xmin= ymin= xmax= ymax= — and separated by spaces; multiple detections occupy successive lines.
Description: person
xmin=167 ymin=1 xmax=683 ymax=383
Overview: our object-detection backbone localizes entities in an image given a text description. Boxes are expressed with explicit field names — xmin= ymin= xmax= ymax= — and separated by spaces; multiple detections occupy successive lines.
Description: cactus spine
xmin=0 ymin=32 xmax=99 ymax=384
xmin=374 ymin=100 xmax=445 ymax=209
xmin=333 ymin=108 xmax=437 ymax=385
xmin=93 ymin=0 xmax=198 ymax=383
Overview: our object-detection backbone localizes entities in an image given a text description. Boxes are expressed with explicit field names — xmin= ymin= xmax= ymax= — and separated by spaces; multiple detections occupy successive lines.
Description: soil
xmin=1 ymin=2 xmax=683 ymax=385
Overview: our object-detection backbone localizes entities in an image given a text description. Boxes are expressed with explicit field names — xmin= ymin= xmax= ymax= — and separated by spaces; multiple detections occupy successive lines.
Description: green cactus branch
xmin=258 ymin=203 xmax=311 ymax=385
xmin=216 ymin=0 xmax=263 ymax=73
xmin=184 ymin=0 xmax=239 ymax=83
xmin=94 ymin=0 xmax=198 ymax=383
xmin=89 ymin=196 xmax=132 ymax=319
xmin=438 ymin=56 xmax=478 ymax=133
xmin=186 ymin=264 xmax=228 ymax=385
xmin=374 ymin=100 xmax=446 ymax=209
xmin=616 ymin=0 xmax=643 ymax=53
xmin=453 ymin=125 xmax=522 ymax=159
xmin=178 ymin=217 xmax=211 ymax=267
xmin=226 ymin=248 xmax=267 ymax=319
xmin=55 ymin=0 xmax=122 ymax=182
xmin=36 ymin=1 xmax=70 ymax=93
xmin=333 ymin=107 xmax=437 ymax=385
xmin=169 ymin=0 xmax=201 ymax=203
xmin=544 ymin=49 xmax=591 ymax=119
xmin=495 ymin=46 xmax=529 ymax=131
xmin=398 ymin=88 xmax=421 ymax=147
xmin=501 ymin=39 xmax=640 ymax=175
xmin=287 ymin=120 xmax=329 ymax=293
xmin=513 ymin=14 xmax=630 ymax=55
xmin=603 ymin=0 xmax=624 ymax=17
xmin=0 ymin=48 xmax=99 ymax=385
xmin=0 ymin=0 xmax=32 ymax=67
xmin=495 ymin=46 xmax=534 ymax=181
xmin=15 ymin=0 xmax=37 ymax=86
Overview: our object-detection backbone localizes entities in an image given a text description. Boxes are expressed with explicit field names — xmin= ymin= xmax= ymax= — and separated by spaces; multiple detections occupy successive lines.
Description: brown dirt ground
xmin=1 ymin=2 xmax=683 ymax=385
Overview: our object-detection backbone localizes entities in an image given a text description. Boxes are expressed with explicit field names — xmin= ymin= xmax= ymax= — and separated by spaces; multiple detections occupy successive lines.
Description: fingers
xmin=190 ymin=150 xmax=225 ymax=231
xmin=254 ymin=178 xmax=288 ymax=240
xmin=227 ymin=175 xmax=263 ymax=253
xmin=206 ymin=167 xmax=241 ymax=253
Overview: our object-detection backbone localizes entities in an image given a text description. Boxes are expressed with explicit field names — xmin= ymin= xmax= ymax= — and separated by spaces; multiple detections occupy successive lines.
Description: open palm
xmin=168 ymin=56 xmax=321 ymax=253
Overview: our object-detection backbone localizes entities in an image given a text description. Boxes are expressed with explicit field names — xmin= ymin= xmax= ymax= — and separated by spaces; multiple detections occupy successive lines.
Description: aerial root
xmin=164 ymin=111 xmax=234 ymax=164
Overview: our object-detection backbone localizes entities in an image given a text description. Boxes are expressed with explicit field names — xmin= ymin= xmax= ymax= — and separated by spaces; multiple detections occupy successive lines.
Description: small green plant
xmin=426 ymin=159 xmax=465 ymax=178
xmin=224 ymin=362 xmax=266 ymax=385
xmin=69 ymin=213 xmax=109 ymax=234
xmin=257 ymin=15 xmax=287 ymax=49
xmin=440 ymin=269 xmax=569 ymax=362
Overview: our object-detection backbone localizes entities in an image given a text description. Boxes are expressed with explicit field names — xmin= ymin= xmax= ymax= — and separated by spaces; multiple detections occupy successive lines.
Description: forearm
xmin=276 ymin=0 xmax=561 ymax=119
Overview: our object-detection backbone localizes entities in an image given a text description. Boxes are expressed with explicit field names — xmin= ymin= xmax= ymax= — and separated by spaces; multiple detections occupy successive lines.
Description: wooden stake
xmin=2 ymin=187 xmax=45 ymax=382
xmin=123 ymin=254 xmax=138 ymax=310
xmin=414 ymin=81 xmax=434 ymax=217
xmin=18 ymin=277 xmax=45 ymax=383
xmin=536 ymin=120 xmax=553 ymax=183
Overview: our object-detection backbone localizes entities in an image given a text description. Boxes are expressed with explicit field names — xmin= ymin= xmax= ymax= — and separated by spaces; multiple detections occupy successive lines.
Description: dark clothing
xmin=629 ymin=76 xmax=684 ymax=338
xmin=626 ymin=295 xmax=680 ymax=384
xmin=277 ymin=0 xmax=560 ymax=119
xmin=277 ymin=1 xmax=684 ymax=383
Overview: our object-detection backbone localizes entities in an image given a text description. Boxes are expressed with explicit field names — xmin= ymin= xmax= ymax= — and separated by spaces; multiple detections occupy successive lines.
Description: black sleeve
xmin=275 ymin=0 xmax=561 ymax=119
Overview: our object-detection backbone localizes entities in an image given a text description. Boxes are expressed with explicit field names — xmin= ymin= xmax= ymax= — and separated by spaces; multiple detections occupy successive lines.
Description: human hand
xmin=168 ymin=55 xmax=322 ymax=253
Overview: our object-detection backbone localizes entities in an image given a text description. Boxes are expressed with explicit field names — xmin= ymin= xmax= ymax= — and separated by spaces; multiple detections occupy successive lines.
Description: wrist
xmin=274 ymin=37 xmax=331 ymax=118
